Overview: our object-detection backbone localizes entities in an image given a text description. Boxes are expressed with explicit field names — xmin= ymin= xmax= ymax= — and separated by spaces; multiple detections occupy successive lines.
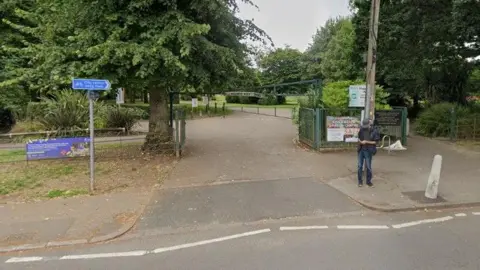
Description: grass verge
xmin=0 ymin=142 xmax=175 ymax=202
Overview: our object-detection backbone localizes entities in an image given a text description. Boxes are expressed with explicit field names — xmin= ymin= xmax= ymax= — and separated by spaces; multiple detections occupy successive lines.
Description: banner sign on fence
xmin=348 ymin=85 xmax=366 ymax=107
xmin=374 ymin=110 xmax=402 ymax=126
xmin=326 ymin=116 xmax=361 ymax=142
xmin=26 ymin=137 xmax=91 ymax=160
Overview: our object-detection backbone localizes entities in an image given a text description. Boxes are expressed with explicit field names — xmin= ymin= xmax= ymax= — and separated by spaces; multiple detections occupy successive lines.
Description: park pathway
xmin=136 ymin=111 xmax=363 ymax=232
xmin=164 ymin=111 xmax=352 ymax=188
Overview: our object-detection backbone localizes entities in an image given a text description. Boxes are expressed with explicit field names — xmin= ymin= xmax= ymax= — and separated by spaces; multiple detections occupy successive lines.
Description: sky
xmin=238 ymin=0 xmax=351 ymax=52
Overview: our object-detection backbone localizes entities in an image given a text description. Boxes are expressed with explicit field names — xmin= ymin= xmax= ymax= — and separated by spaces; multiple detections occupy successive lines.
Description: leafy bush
xmin=258 ymin=94 xmax=277 ymax=105
xmin=10 ymin=121 xmax=45 ymax=133
xmin=26 ymin=102 xmax=48 ymax=121
xmin=122 ymin=104 xmax=150 ymax=119
xmin=276 ymin=96 xmax=286 ymax=105
xmin=105 ymin=106 xmax=144 ymax=132
xmin=225 ymin=95 xmax=239 ymax=103
xmin=39 ymin=90 xmax=92 ymax=130
xmin=322 ymin=80 xmax=390 ymax=109
xmin=415 ymin=102 xmax=479 ymax=137
xmin=239 ymin=96 xmax=259 ymax=104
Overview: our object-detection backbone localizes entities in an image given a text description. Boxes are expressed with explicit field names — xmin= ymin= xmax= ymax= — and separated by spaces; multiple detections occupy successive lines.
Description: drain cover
xmin=402 ymin=191 xmax=447 ymax=204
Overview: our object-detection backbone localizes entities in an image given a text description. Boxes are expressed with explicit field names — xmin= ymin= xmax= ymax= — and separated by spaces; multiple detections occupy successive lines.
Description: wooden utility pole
xmin=364 ymin=0 xmax=381 ymax=120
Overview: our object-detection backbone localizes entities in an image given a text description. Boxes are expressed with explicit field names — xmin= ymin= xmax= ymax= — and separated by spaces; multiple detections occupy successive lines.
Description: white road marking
xmin=472 ymin=212 xmax=480 ymax=216
xmin=455 ymin=213 xmax=467 ymax=217
xmin=279 ymin=226 xmax=328 ymax=231
xmin=5 ymin=257 xmax=43 ymax=263
xmin=153 ymin=228 xmax=271 ymax=253
xmin=336 ymin=225 xmax=390 ymax=229
xmin=392 ymin=216 xmax=453 ymax=229
xmin=60 ymin=251 xmax=148 ymax=260
xmin=5 ymin=229 xmax=271 ymax=264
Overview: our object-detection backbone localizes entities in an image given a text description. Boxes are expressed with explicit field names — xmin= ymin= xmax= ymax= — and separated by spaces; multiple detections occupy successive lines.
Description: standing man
xmin=357 ymin=119 xmax=380 ymax=187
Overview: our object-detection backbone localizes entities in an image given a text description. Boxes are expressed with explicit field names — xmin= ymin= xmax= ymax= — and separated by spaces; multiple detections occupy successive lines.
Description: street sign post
xmin=72 ymin=78 xmax=111 ymax=192
xmin=72 ymin=79 xmax=111 ymax=91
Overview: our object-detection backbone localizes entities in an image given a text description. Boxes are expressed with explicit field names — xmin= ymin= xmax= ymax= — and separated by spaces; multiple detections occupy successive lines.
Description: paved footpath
xmin=136 ymin=112 xmax=361 ymax=234
xmin=329 ymin=135 xmax=480 ymax=211
xmin=0 ymin=189 xmax=151 ymax=252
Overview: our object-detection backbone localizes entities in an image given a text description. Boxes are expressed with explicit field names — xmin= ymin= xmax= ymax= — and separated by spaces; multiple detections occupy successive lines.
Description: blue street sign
xmin=72 ymin=78 xmax=111 ymax=90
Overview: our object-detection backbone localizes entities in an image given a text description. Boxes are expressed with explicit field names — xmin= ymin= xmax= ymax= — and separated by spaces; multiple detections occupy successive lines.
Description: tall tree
xmin=3 ymin=0 xmax=270 ymax=149
xmin=351 ymin=0 xmax=475 ymax=105
xmin=304 ymin=17 xmax=345 ymax=80
xmin=259 ymin=47 xmax=307 ymax=94
xmin=320 ymin=18 xmax=360 ymax=81
xmin=0 ymin=0 xmax=36 ymax=110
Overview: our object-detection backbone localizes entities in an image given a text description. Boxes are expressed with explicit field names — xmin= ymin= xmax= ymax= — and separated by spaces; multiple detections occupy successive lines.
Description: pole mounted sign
xmin=71 ymin=78 xmax=111 ymax=192
xmin=72 ymin=78 xmax=111 ymax=91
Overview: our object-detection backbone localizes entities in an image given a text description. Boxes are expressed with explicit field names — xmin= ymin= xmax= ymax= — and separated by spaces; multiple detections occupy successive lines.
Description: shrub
xmin=276 ymin=96 xmax=286 ymax=105
xmin=122 ymin=104 xmax=150 ymax=119
xmin=10 ymin=121 xmax=45 ymax=133
xmin=26 ymin=102 xmax=48 ymax=121
xmin=415 ymin=102 xmax=476 ymax=137
xmin=258 ymin=94 xmax=277 ymax=105
xmin=322 ymin=80 xmax=390 ymax=109
xmin=105 ymin=106 xmax=143 ymax=132
xmin=239 ymin=96 xmax=259 ymax=104
xmin=225 ymin=95 xmax=239 ymax=103
xmin=39 ymin=90 xmax=91 ymax=130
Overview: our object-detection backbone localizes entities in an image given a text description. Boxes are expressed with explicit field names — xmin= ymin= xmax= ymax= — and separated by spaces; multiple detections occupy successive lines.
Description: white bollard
xmin=425 ymin=155 xmax=442 ymax=199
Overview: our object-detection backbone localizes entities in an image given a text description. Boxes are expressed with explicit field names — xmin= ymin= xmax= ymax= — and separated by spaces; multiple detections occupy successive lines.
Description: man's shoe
xmin=358 ymin=183 xmax=363 ymax=187
xmin=367 ymin=182 xmax=374 ymax=187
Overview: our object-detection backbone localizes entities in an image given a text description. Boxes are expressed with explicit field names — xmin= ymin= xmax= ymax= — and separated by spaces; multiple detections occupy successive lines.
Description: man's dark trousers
xmin=357 ymin=149 xmax=373 ymax=185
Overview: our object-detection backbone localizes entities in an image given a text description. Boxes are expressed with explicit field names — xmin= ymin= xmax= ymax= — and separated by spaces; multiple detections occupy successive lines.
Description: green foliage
xmin=105 ymin=106 xmax=144 ymax=132
xmin=304 ymin=17 xmax=345 ymax=80
xmin=38 ymin=90 xmax=91 ymax=130
xmin=238 ymin=96 xmax=259 ymax=104
xmin=351 ymin=0 xmax=477 ymax=105
xmin=26 ymin=102 xmax=47 ymax=121
xmin=322 ymin=80 xmax=390 ymax=109
xmin=1 ymin=0 xmax=270 ymax=148
xmin=225 ymin=95 xmax=240 ymax=103
xmin=122 ymin=104 xmax=150 ymax=120
xmin=320 ymin=19 xmax=360 ymax=82
xmin=258 ymin=95 xmax=277 ymax=105
xmin=415 ymin=103 xmax=479 ymax=137
xmin=259 ymin=47 xmax=309 ymax=94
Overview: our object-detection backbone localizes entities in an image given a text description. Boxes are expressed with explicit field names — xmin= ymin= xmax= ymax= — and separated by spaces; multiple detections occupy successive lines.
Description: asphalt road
xmin=3 ymin=208 xmax=480 ymax=270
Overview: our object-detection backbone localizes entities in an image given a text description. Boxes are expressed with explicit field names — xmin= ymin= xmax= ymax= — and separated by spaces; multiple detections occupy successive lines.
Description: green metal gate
xmin=297 ymin=107 xmax=408 ymax=150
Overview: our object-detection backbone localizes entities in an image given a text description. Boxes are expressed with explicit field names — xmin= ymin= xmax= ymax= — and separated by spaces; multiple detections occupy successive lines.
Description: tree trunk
xmin=129 ymin=90 xmax=136 ymax=103
xmin=143 ymin=87 xmax=172 ymax=151
xmin=143 ymin=89 xmax=149 ymax=104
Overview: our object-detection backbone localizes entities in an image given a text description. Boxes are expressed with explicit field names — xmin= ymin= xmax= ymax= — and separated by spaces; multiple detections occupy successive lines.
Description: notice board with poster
xmin=326 ymin=116 xmax=361 ymax=142
xmin=374 ymin=110 xmax=401 ymax=126
xmin=26 ymin=137 xmax=90 ymax=161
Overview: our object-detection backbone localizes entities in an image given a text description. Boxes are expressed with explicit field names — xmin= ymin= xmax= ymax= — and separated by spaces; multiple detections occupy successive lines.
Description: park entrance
xmin=298 ymin=107 xmax=408 ymax=150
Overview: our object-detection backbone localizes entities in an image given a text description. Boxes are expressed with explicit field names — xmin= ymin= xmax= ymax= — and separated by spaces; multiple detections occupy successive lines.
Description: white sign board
xmin=326 ymin=116 xmax=361 ymax=143
xmin=348 ymin=85 xmax=366 ymax=107
xmin=191 ymin=98 xmax=198 ymax=108
xmin=116 ymin=88 xmax=124 ymax=104
xmin=203 ymin=95 xmax=209 ymax=105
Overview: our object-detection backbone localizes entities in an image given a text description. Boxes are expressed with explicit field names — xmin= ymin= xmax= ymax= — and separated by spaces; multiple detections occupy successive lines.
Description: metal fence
xmin=298 ymin=108 xmax=317 ymax=148
xmin=231 ymin=106 xmax=296 ymax=119
xmin=297 ymin=107 xmax=408 ymax=150
xmin=455 ymin=116 xmax=480 ymax=141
